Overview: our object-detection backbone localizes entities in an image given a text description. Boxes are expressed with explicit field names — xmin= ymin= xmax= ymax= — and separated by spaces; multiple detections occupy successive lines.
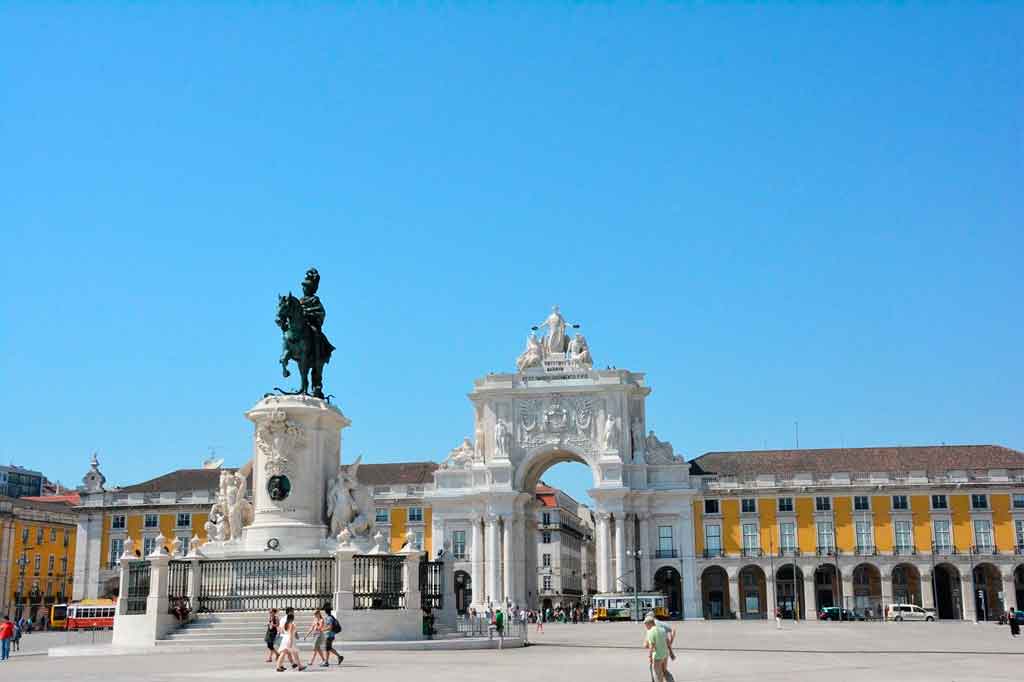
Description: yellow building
xmin=0 ymin=495 xmax=77 ymax=623
xmin=73 ymin=456 xmax=219 ymax=600
xmin=688 ymin=445 xmax=1024 ymax=621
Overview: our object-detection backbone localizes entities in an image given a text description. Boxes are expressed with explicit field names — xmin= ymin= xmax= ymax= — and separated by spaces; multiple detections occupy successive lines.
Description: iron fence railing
xmin=125 ymin=560 xmax=151 ymax=615
xmin=196 ymin=557 xmax=334 ymax=612
xmin=419 ymin=558 xmax=444 ymax=610
xmin=167 ymin=559 xmax=192 ymax=612
xmin=353 ymin=555 xmax=405 ymax=610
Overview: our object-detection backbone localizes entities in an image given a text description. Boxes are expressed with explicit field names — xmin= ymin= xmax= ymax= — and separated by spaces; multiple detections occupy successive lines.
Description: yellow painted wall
xmin=833 ymin=497 xmax=853 ymax=552
xmin=193 ymin=513 xmax=209 ymax=540
xmin=992 ymin=493 xmax=1014 ymax=551
xmin=424 ymin=507 xmax=433 ymax=555
xmin=721 ymin=499 xmax=740 ymax=554
xmin=795 ymin=498 xmax=815 ymax=553
xmin=126 ymin=513 xmax=143 ymax=553
xmin=390 ymin=507 xmax=407 ymax=553
xmin=759 ymin=498 xmax=777 ymax=554
xmin=6 ymin=517 xmax=77 ymax=606
xmin=910 ymin=495 xmax=931 ymax=552
xmin=871 ymin=496 xmax=892 ymax=552
xmin=950 ymin=494 xmax=971 ymax=552
xmin=693 ymin=501 xmax=703 ymax=555
xmin=159 ymin=514 xmax=176 ymax=552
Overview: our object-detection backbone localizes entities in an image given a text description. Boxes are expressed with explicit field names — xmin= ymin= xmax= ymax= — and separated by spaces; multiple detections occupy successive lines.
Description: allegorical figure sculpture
xmin=536 ymin=305 xmax=567 ymax=354
xmin=442 ymin=437 xmax=476 ymax=469
xmin=631 ymin=417 xmax=645 ymax=458
xmin=327 ymin=457 xmax=375 ymax=542
xmin=494 ymin=420 xmax=512 ymax=459
xmin=276 ymin=267 xmax=336 ymax=399
xmin=516 ymin=332 xmax=544 ymax=372
xmin=568 ymin=333 xmax=592 ymax=368
xmin=602 ymin=413 xmax=620 ymax=451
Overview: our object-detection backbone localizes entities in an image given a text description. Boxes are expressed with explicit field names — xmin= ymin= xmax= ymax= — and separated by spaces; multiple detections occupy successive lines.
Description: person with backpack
xmin=322 ymin=605 xmax=344 ymax=666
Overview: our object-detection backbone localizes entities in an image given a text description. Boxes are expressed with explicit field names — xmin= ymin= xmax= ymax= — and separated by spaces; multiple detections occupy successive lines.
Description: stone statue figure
xmin=474 ymin=420 xmax=486 ymax=461
xmin=276 ymin=267 xmax=336 ymax=399
xmin=327 ymin=457 xmax=374 ymax=541
xmin=188 ymin=535 xmax=201 ymax=556
xmin=225 ymin=472 xmax=252 ymax=542
xmin=516 ymin=332 xmax=544 ymax=372
xmin=169 ymin=535 xmax=182 ymax=556
xmin=568 ymin=333 xmax=593 ymax=369
xmin=442 ymin=437 xmax=475 ymax=469
xmin=536 ymin=305 xmax=567 ymax=354
xmin=644 ymin=430 xmax=682 ymax=464
xmin=494 ymin=420 xmax=512 ymax=459
xmin=121 ymin=536 xmax=135 ymax=559
xmin=602 ymin=413 xmax=620 ymax=452
xmin=631 ymin=417 xmax=645 ymax=458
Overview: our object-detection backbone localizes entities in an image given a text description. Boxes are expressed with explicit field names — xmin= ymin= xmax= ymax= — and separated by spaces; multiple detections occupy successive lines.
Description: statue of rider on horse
xmin=276 ymin=267 xmax=336 ymax=399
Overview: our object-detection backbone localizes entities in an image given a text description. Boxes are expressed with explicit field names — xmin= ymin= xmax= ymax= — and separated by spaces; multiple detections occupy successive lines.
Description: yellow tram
xmin=591 ymin=593 xmax=670 ymax=621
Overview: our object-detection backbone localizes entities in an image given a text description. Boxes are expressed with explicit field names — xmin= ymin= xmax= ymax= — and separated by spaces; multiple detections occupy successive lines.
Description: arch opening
xmin=891 ymin=563 xmax=922 ymax=608
xmin=851 ymin=563 xmax=882 ymax=619
xmin=701 ymin=566 xmax=730 ymax=619
xmin=934 ymin=563 xmax=962 ymax=620
xmin=738 ymin=565 xmax=767 ymax=620
xmin=973 ymin=563 xmax=1003 ymax=621
xmin=775 ymin=565 xmax=805 ymax=619
xmin=454 ymin=570 xmax=472 ymax=615
xmin=654 ymin=566 xmax=682 ymax=617
xmin=813 ymin=564 xmax=841 ymax=615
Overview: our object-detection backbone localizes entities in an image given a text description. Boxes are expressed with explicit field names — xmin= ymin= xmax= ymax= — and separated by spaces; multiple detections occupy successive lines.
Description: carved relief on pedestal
xmin=255 ymin=408 xmax=307 ymax=478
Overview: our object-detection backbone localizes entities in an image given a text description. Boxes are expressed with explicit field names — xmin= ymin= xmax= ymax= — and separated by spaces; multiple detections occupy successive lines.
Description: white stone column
xmin=842 ymin=573 xmax=854 ymax=610
xmin=638 ymin=513 xmax=651 ymax=591
xmin=960 ymin=572 xmax=974 ymax=621
xmin=765 ymin=570 xmax=776 ymax=617
xmin=595 ymin=513 xmax=608 ymax=593
xmin=679 ymin=507 xmax=701 ymax=620
xmin=402 ymin=541 xmax=422 ymax=611
xmin=501 ymin=515 xmax=514 ymax=607
xmin=728 ymin=573 xmax=740 ymax=620
xmin=920 ymin=570 xmax=936 ymax=610
xmin=1003 ymin=574 xmax=1017 ymax=611
xmin=802 ymin=569 xmax=816 ymax=620
xmin=333 ymin=546 xmax=357 ymax=610
xmin=614 ymin=515 xmax=626 ymax=592
xmin=471 ymin=516 xmax=484 ymax=608
xmin=485 ymin=514 xmax=500 ymax=606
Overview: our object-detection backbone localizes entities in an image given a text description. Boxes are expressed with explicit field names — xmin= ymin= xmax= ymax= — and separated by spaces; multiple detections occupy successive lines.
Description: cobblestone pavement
xmin=3 ymin=621 xmax=1023 ymax=680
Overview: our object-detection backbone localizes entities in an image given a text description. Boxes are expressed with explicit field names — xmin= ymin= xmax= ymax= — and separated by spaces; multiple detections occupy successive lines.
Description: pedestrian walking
xmin=535 ymin=609 xmax=544 ymax=633
xmin=775 ymin=607 xmax=782 ymax=630
xmin=304 ymin=609 xmax=327 ymax=667
xmin=322 ymin=605 xmax=344 ymax=666
xmin=0 ymin=615 xmax=13 ymax=661
xmin=643 ymin=614 xmax=670 ymax=682
xmin=1009 ymin=607 xmax=1020 ymax=638
xmin=264 ymin=608 xmax=280 ymax=663
xmin=11 ymin=621 xmax=20 ymax=652
xmin=275 ymin=611 xmax=306 ymax=672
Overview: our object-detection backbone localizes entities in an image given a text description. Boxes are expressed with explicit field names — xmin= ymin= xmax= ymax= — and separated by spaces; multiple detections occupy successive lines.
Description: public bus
xmin=64 ymin=599 xmax=118 ymax=630
xmin=591 ymin=593 xmax=669 ymax=621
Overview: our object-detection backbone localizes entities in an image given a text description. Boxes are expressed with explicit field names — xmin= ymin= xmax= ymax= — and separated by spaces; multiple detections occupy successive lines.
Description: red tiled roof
xmin=693 ymin=444 xmax=1024 ymax=478
xmin=21 ymin=493 xmax=80 ymax=505
xmin=118 ymin=468 xmax=249 ymax=494
xmin=342 ymin=462 xmax=439 ymax=486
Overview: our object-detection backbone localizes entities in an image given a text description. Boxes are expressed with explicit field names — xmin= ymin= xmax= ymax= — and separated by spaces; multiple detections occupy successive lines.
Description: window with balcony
xmin=375 ymin=507 xmax=389 ymax=523
xmin=932 ymin=494 xmax=948 ymax=510
xmin=542 ymin=553 xmax=551 ymax=567
xmin=109 ymin=538 xmax=124 ymax=567
xmin=34 ymin=554 xmax=41 ymax=574
xmin=741 ymin=498 xmax=756 ymax=514
xmin=176 ymin=513 xmax=191 ymax=528
xmin=973 ymin=519 xmax=994 ymax=553
xmin=452 ymin=530 xmax=466 ymax=559
xmin=854 ymin=496 xmax=870 ymax=511
xmin=933 ymin=519 xmax=952 ymax=553
xmin=815 ymin=497 xmax=831 ymax=512
xmin=777 ymin=497 xmax=793 ymax=513
xmin=408 ymin=507 xmax=423 ymax=523
xmin=36 ymin=528 xmax=43 ymax=544
xmin=891 ymin=495 xmax=908 ymax=511
xmin=21 ymin=527 xmax=29 ymax=544
xmin=1014 ymin=494 xmax=1024 ymax=510
xmin=411 ymin=530 xmax=424 ymax=551
xmin=543 ymin=575 xmax=552 ymax=591
xmin=779 ymin=522 xmax=796 ymax=553
xmin=704 ymin=499 xmax=719 ymax=515
xmin=971 ymin=494 xmax=988 ymax=510
xmin=1016 ymin=520 xmax=1024 ymax=551
xmin=816 ymin=522 xmax=834 ymax=554
xmin=63 ymin=530 xmax=69 ymax=547
xmin=704 ymin=525 xmax=722 ymax=556
xmin=894 ymin=520 xmax=914 ymax=554
xmin=144 ymin=514 xmax=159 ymax=529
xmin=50 ymin=528 xmax=57 ymax=543
xmin=542 ymin=531 xmax=552 ymax=544
xmin=143 ymin=536 xmax=158 ymax=556
xmin=542 ymin=512 xmax=551 ymax=525
xmin=112 ymin=515 xmax=126 ymax=530
xmin=855 ymin=520 xmax=873 ymax=554
xmin=657 ymin=526 xmax=675 ymax=557
xmin=742 ymin=523 xmax=760 ymax=555
xmin=47 ymin=555 xmax=54 ymax=574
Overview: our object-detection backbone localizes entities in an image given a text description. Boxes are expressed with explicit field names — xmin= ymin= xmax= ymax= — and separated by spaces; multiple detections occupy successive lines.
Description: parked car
xmin=998 ymin=610 xmax=1024 ymax=625
xmin=818 ymin=606 xmax=853 ymax=621
xmin=885 ymin=604 xmax=935 ymax=621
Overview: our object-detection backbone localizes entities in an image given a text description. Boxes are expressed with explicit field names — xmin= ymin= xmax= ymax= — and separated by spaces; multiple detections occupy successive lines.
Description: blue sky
xmin=2 ymin=3 xmax=1021 ymax=506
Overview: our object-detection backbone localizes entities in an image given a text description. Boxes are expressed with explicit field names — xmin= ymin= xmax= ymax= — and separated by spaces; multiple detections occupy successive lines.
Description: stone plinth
xmin=240 ymin=394 xmax=350 ymax=553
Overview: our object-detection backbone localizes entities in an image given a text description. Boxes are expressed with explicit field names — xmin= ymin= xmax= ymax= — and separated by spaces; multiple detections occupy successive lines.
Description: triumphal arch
xmin=428 ymin=306 xmax=701 ymax=617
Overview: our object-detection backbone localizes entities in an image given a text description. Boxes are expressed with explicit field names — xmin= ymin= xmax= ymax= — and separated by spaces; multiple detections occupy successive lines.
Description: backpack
xmin=329 ymin=615 xmax=341 ymax=634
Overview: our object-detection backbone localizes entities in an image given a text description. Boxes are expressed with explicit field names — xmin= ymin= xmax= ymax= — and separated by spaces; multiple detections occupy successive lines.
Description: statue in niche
xmin=327 ymin=457 xmax=374 ymax=541
xmin=631 ymin=417 xmax=645 ymax=458
xmin=602 ymin=413 xmax=620 ymax=452
xmin=516 ymin=332 xmax=544 ymax=372
xmin=535 ymin=305 xmax=568 ymax=354
xmin=474 ymin=420 xmax=486 ymax=461
xmin=443 ymin=437 xmax=476 ymax=469
xmin=494 ymin=420 xmax=512 ymax=459
xmin=568 ymin=333 xmax=593 ymax=369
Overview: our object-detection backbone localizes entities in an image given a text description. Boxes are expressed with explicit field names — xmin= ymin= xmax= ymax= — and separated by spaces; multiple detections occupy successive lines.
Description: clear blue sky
xmin=2 ymin=3 xmax=1021 ymax=506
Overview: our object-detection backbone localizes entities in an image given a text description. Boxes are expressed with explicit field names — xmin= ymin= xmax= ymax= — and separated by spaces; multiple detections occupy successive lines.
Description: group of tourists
xmin=263 ymin=605 xmax=344 ymax=672
xmin=0 ymin=614 xmax=28 ymax=661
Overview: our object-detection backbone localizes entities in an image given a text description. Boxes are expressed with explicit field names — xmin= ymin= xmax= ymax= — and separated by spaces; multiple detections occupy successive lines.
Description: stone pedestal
xmin=240 ymin=394 xmax=350 ymax=553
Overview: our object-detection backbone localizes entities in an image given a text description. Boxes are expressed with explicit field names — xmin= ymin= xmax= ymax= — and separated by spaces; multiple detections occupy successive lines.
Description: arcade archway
xmin=701 ymin=566 xmax=730 ymax=619
xmin=775 ymin=565 xmax=805 ymax=619
xmin=654 ymin=566 xmax=682 ymax=617
xmin=813 ymin=564 xmax=841 ymax=613
xmin=454 ymin=570 xmax=472 ymax=615
xmin=934 ymin=563 xmax=962 ymax=620
xmin=973 ymin=563 xmax=1003 ymax=621
xmin=891 ymin=563 xmax=922 ymax=607
xmin=851 ymin=563 xmax=882 ymax=619
xmin=738 ymin=565 xmax=767 ymax=619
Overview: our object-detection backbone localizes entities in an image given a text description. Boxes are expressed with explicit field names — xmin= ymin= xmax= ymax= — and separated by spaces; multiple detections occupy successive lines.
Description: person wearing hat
xmin=643 ymin=614 xmax=670 ymax=682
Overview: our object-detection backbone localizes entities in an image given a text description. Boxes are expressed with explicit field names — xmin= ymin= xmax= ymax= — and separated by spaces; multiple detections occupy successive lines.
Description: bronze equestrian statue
xmin=276 ymin=268 xmax=335 ymax=399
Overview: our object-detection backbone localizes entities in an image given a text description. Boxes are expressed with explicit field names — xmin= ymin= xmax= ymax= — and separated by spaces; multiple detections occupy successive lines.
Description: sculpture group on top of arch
xmin=516 ymin=305 xmax=592 ymax=372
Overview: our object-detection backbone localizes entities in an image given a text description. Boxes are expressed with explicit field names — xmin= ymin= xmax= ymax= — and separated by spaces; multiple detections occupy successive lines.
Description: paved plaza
xmin=3 ymin=621 xmax=1023 ymax=681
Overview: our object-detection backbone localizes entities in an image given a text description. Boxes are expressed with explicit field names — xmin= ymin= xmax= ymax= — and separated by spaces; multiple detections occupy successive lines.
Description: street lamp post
xmin=626 ymin=549 xmax=643 ymax=621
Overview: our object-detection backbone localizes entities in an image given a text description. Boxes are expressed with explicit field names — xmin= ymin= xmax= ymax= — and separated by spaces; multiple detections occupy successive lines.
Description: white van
xmin=886 ymin=604 xmax=935 ymax=621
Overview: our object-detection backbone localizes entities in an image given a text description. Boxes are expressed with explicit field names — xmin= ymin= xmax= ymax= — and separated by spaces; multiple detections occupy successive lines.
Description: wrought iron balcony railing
xmin=655 ymin=549 xmax=678 ymax=559
xmin=971 ymin=545 xmax=997 ymax=556
xmin=816 ymin=546 xmax=836 ymax=557
xmin=892 ymin=545 xmax=917 ymax=556
xmin=777 ymin=547 xmax=800 ymax=558
xmin=742 ymin=548 xmax=763 ymax=558
xmin=932 ymin=543 xmax=956 ymax=555
xmin=702 ymin=548 xmax=725 ymax=559
xmin=855 ymin=545 xmax=876 ymax=556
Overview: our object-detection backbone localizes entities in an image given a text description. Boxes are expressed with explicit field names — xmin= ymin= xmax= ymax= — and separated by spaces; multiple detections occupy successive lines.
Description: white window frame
xmin=855 ymin=519 xmax=873 ymax=550
xmin=853 ymin=496 xmax=870 ymax=511
xmin=777 ymin=497 xmax=794 ymax=513
xmin=704 ymin=524 xmax=722 ymax=552
xmin=779 ymin=522 xmax=796 ymax=551
xmin=542 ymin=553 xmax=552 ymax=567
xmin=451 ymin=530 xmax=466 ymax=559
xmin=144 ymin=513 xmax=159 ymax=529
xmin=408 ymin=507 xmax=424 ymax=523
xmin=741 ymin=498 xmax=757 ymax=514
xmin=111 ymin=515 xmax=126 ymax=530
xmin=815 ymin=496 xmax=831 ymax=512
xmin=704 ymin=499 xmax=720 ymax=515
xmin=109 ymin=538 xmax=124 ymax=567
xmin=891 ymin=495 xmax=909 ymax=511
xmin=971 ymin=494 xmax=989 ymax=510
xmin=143 ymin=536 xmax=158 ymax=557
xmin=375 ymin=507 xmax=389 ymax=523
xmin=176 ymin=534 xmax=190 ymax=556
xmin=742 ymin=523 xmax=759 ymax=551
xmin=932 ymin=519 xmax=952 ymax=551
xmin=658 ymin=526 xmax=673 ymax=553
xmin=973 ymin=519 xmax=993 ymax=551
xmin=543 ymin=575 xmax=552 ymax=591
xmin=542 ymin=531 xmax=552 ymax=544
xmin=816 ymin=521 xmax=834 ymax=551
xmin=1013 ymin=494 xmax=1024 ymax=510
xmin=893 ymin=520 xmax=914 ymax=551
xmin=931 ymin=494 xmax=948 ymax=510
xmin=176 ymin=513 xmax=191 ymax=528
